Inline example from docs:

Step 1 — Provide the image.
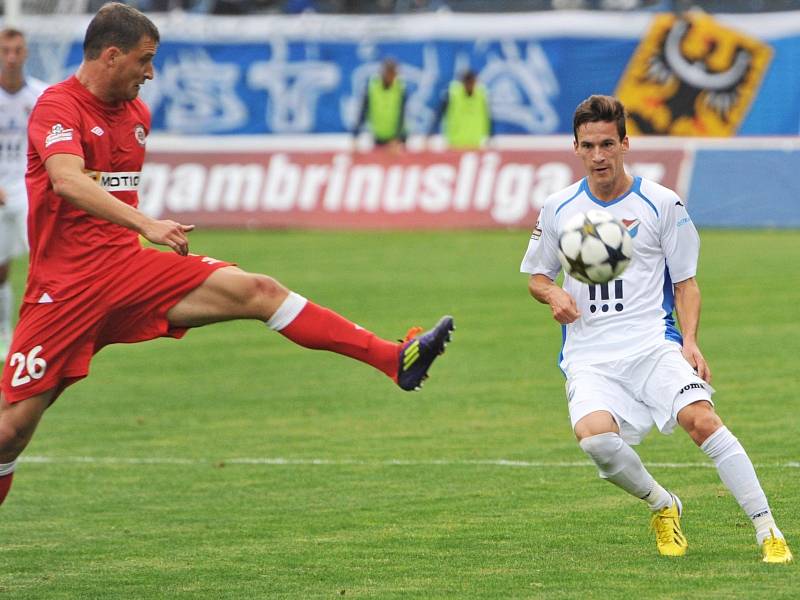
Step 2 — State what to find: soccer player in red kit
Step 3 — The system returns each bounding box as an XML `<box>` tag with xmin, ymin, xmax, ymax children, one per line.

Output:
<box><xmin>0</xmin><ymin>2</ymin><xmax>454</xmax><ymax>507</ymax></box>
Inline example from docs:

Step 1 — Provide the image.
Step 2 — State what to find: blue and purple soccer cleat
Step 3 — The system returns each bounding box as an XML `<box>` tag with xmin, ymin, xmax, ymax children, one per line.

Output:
<box><xmin>396</xmin><ymin>315</ymin><xmax>455</xmax><ymax>391</ymax></box>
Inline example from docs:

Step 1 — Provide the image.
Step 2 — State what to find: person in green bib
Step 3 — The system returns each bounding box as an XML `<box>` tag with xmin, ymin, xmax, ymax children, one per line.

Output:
<box><xmin>353</xmin><ymin>58</ymin><xmax>407</xmax><ymax>148</ymax></box>
<box><xmin>428</xmin><ymin>70</ymin><xmax>492</xmax><ymax>150</ymax></box>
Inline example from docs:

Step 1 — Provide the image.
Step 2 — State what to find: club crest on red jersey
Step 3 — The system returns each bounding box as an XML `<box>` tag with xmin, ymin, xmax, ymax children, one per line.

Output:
<box><xmin>45</xmin><ymin>123</ymin><xmax>73</xmax><ymax>148</ymax></box>
<box><xmin>134</xmin><ymin>123</ymin><xmax>146</xmax><ymax>146</ymax></box>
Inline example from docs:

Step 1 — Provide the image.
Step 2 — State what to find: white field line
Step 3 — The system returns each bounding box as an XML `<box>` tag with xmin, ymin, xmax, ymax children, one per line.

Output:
<box><xmin>18</xmin><ymin>456</ymin><xmax>800</xmax><ymax>469</ymax></box>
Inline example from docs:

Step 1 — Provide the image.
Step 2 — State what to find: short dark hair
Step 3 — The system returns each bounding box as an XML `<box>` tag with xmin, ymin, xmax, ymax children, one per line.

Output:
<box><xmin>83</xmin><ymin>2</ymin><xmax>160</xmax><ymax>60</ymax></box>
<box><xmin>573</xmin><ymin>95</ymin><xmax>627</xmax><ymax>141</ymax></box>
<box><xmin>0</xmin><ymin>28</ymin><xmax>25</xmax><ymax>42</ymax></box>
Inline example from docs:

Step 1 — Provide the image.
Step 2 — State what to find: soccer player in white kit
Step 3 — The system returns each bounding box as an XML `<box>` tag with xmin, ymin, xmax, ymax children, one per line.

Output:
<box><xmin>0</xmin><ymin>29</ymin><xmax>46</xmax><ymax>361</ymax></box>
<box><xmin>520</xmin><ymin>95</ymin><xmax>792</xmax><ymax>563</ymax></box>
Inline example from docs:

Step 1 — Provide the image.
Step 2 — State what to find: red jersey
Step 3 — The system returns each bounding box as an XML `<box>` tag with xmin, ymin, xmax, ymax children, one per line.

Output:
<box><xmin>25</xmin><ymin>75</ymin><xmax>150</xmax><ymax>303</ymax></box>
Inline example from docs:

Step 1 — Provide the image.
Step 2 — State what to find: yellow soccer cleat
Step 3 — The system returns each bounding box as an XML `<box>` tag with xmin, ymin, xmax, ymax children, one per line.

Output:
<box><xmin>762</xmin><ymin>530</ymin><xmax>793</xmax><ymax>564</ymax></box>
<box><xmin>650</xmin><ymin>494</ymin><xmax>688</xmax><ymax>557</ymax></box>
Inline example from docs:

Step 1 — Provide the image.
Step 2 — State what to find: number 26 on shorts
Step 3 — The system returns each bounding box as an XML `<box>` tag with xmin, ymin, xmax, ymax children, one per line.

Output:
<box><xmin>9</xmin><ymin>345</ymin><xmax>47</xmax><ymax>388</ymax></box>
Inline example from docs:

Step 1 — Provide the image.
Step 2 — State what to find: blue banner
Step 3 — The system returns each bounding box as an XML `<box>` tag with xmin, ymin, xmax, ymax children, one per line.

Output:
<box><xmin>24</xmin><ymin>11</ymin><xmax>800</xmax><ymax>136</ymax></box>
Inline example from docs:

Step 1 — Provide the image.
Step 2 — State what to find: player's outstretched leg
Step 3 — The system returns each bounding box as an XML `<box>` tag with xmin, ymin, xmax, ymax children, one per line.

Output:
<box><xmin>268</xmin><ymin>292</ymin><xmax>454</xmax><ymax>391</ymax></box>
<box><xmin>167</xmin><ymin>271</ymin><xmax>455</xmax><ymax>391</ymax></box>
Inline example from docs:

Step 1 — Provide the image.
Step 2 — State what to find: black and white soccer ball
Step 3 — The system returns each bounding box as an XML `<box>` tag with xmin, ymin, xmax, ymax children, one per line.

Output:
<box><xmin>557</xmin><ymin>210</ymin><xmax>633</xmax><ymax>284</ymax></box>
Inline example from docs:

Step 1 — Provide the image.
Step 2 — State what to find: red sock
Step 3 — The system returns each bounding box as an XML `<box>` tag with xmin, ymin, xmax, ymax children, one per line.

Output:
<box><xmin>279</xmin><ymin>301</ymin><xmax>400</xmax><ymax>378</ymax></box>
<box><xmin>0</xmin><ymin>472</ymin><xmax>14</xmax><ymax>506</ymax></box>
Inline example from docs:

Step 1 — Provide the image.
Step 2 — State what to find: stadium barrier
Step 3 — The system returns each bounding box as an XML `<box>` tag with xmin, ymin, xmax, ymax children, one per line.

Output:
<box><xmin>142</xmin><ymin>135</ymin><xmax>800</xmax><ymax>229</ymax></box>
<box><xmin>14</xmin><ymin>11</ymin><xmax>800</xmax><ymax>136</ymax></box>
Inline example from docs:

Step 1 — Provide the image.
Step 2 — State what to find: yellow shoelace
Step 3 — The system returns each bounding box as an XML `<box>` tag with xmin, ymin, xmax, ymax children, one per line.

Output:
<box><xmin>764</xmin><ymin>536</ymin><xmax>789</xmax><ymax>559</ymax></box>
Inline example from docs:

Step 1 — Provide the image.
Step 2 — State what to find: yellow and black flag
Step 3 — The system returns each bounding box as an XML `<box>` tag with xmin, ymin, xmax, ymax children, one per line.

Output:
<box><xmin>616</xmin><ymin>12</ymin><xmax>772</xmax><ymax>136</ymax></box>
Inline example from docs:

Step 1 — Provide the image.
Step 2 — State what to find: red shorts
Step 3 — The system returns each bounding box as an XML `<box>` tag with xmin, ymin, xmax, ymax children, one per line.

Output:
<box><xmin>1</xmin><ymin>248</ymin><xmax>232</xmax><ymax>404</ymax></box>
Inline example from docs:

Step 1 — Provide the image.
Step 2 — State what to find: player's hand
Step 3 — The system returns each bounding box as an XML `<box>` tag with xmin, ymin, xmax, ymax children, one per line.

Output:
<box><xmin>548</xmin><ymin>288</ymin><xmax>581</xmax><ymax>324</ymax></box>
<box><xmin>141</xmin><ymin>220</ymin><xmax>195</xmax><ymax>256</ymax></box>
<box><xmin>0</xmin><ymin>187</ymin><xmax>6</xmax><ymax>207</ymax></box>
<box><xmin>682</xmin><ymin>341</ymin><xmax>712</xmax><ymax>383</ymax></box>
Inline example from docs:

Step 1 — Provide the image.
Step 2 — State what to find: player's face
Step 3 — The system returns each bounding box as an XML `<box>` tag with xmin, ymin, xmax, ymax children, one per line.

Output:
<box><xmin>573</xmin><ymin>120</ymin><xmax>629</xmax><ymax>195</ymax></box>
<box><xmin>0</xmin><ymin>35</ymin><xmax>27</xmax><ymax>75</ymax></box>
<box><xmin>111</xmin><ymin>35</ymin><xmax>157</xmax><ymax>102</ymax></box>
<box><xmin>382</xmin><ymin>66</ymin><xmax>397</xmax><ymax>85</ymax></box>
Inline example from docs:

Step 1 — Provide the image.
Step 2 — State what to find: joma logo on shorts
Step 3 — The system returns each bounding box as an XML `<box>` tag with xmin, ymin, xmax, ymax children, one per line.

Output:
<box><xmin>679</xmin><ymin>383</ymin><xmax>705</xmax><ymax>394</ymax></box>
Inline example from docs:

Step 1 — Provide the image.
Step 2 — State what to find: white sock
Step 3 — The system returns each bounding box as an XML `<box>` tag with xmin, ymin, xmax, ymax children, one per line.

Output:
<box><xmin>0</xmin><ymin>280</ymin><xmax>11</xmax><ymax>339</ymax></box>
<box><xmin>0</xmin><ymin>460</ymin><xmax>17</xmax><ymax>476</ymax></box>
<box><xmin>701</xmin><ymin>426</ymin><xmax>782</xmax><ymax>544</ymax></box>
<box><xmin>580</xmin><ymin>432</ymin><xmax>673</xmax><ymax>511</ymax></box>
<box><xmin>265</xmin><ymin>292</ymin><xmax>307</xmax><ymax>331</ymax></box>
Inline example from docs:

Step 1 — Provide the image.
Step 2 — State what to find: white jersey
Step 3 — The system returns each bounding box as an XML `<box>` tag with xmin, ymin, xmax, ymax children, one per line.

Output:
<box><xmin>0</xmin><ymin>77</ymin><xmax>47</xmax><ymax>209</ymax></box>
<box><xmin>520</xmin><ymin>176</ymin><xmax>700</xmax><ymax>370</ymax></box>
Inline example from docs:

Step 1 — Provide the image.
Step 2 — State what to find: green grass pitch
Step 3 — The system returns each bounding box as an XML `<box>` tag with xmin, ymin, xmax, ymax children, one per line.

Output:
<box><xmin>1</xmin><ymin>229</ymin><xmax>798</xmax><ymax>598</ymax></box>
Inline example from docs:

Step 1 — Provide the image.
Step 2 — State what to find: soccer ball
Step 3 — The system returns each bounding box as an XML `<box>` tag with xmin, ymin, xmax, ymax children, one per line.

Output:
<box><xmin>557</xmin><ymin>210</ymin><xmax>633</xmax><ymax>284</ymax></box>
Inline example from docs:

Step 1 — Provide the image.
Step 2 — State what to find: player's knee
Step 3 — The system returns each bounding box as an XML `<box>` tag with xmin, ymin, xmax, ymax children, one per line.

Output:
<box><xmin>691</xmin><ymin>414</ymin><xmax>723</xmax><ymax>444</ymax></box>
<box><xmin>241</xmin><ymin>274</ymin><xmax>288</xmax><ymax>315</ymax></box>
<box><xmin>579</xmin><ymin>432</ymin><xmax>623</xmax><ymax>469</ymax></box>
<box><xmin>679</xmin><ymin>402</ymin><xmax>722</xmax><ymax>443</ymax></box>
<box><xmin>252</xmin><ymin>274</ymin><xmax>288</xmax><ymax>301</ymax></box>
<box><xmin>0</xmin><ymin>421</ymin><xmax>29</xmax><ymax>462</ymax></box>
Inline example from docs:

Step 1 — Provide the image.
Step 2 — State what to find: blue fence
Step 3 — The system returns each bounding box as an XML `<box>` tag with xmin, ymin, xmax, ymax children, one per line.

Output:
<box><xmin>688</xmin><ymin>148</ymin><xmax>800</xmax><ymax>227</ymax></box>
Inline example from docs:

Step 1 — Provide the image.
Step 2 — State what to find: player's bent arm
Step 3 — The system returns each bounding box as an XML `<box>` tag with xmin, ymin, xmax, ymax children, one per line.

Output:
<box><xmin>673</xmin><ymin>277</ymin><xmax>701</xmax><ymax>344</ymax></box>
<box><xmin>673</xmin><ymin>277</ymin><xmax>711</xmax><ymax>382</ymax></box>
<box><xmin>528</xmin><ymin>274</ymin><xmax>557</xmax><ymax>304</ymax></box>
<box><xmin>44</xmin><ymin>153</ymin><xmax>194</xmax><ymax>255</ymax></box>
<box><xmin>46</xmin><ymin>154</ymin><xmax>148</xmax><ymax>230</ymax></box>
<box><xmin>528</xmin><ymin>274</ymin><xmax>581</xmax><ymax>324</ymax></box>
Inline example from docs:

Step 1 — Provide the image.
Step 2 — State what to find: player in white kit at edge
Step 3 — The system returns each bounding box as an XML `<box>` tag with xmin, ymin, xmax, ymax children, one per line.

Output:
<box><xmin>0</xmin><ymin>28</ymin><xmax>47</xmax><ymax>361</ymax></box>
<box><xmin>520</xmin><ymin>95</ymin><xmax>792</xmax><ymax>563</ymax></box>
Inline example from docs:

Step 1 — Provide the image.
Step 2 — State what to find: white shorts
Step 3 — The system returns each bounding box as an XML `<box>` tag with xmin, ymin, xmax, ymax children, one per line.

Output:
<box><xmin>565</xmin><ymin>341</ymin><xmax>715</xmax><ymax>445</ymax></box>
<box><xmin>0</xmin><ymin>202</ymin><xmax>28</xmax><ymax>263</ymax></box>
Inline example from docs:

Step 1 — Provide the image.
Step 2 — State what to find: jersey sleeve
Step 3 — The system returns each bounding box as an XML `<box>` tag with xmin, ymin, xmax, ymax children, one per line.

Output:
<box><xmin>661</xmin><ymin>193</ymin><xmax>700</xmax><ymax>283</ymax></box>
<box><xmin>28</xmin><ymin>94</ymin><xmax>84</xmax><ymax>163</ymax></box>
<box><xmin>520</xmin><ymin>201</ymin><xmax>562</xmax><ymax>279</ymax></box>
